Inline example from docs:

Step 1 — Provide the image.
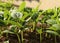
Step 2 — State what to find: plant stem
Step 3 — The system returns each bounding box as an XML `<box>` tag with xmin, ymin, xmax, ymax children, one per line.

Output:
<box><xmin>21</xmin><ymin>31</ymin><xmax>23</xmax><ymax>43</ymax></box>
<box><xmin>33</xmin><ymin>22</ymin><xmax>35</xmax><ymax>31</ymax></box>
<box><xmin>40</xmin><ymin>33</ymin><xmax>42</xmax><ymax>43</ymax></box>
<box><xmin>6</xmin><ymin>33</ymin><xmax>8</xmax><ymax>38</ymax></box>
<box><xmin>40</xmin><ymin>28</ymin><xmax>42</xmax><ymax>43</ymax></box>
<box><xmin>55</xmin><ymin>35</ymin><xmax>57</xmax><ymax>43</ymax></box>
<box><xmin>16</xmin><ymin>34</ymin><xmax>21</xmax><ymax>43</ymax></box>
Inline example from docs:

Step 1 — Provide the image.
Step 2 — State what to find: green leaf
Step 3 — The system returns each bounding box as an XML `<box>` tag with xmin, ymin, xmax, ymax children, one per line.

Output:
<box><xmin>18</xmin><ymin>2</ymin><xmax>26</xmax><ymax>11</ymax></box>
<box><xmin>0</xmin><ymin>3</ymin><xmax>6</xmax><ymax>7</ymax></box>
<box><xmin>9</xmin><ymin>21</ymin><xmax>22</xmax><ymax>27</ymax></box>
<box><xmin>51</xmin><ymin>7</ymin><xmax>57</xmax><ymax>19</ymax></box>
<box><xmin>21</xmin><ymin>12</ymin><xmax>29</xmax><ymax>20</ymax></box>
<box><xmin>37</xmin><ymin>29</ymin><xmax>42</xmax><ymax>34</ymax></box>
<box><xmin>46</xmin><ymin>30</ymin><xmax>60</xmax><ymax>36</ymax></box>
<box><xmin>4</xmin><ymin>10</ymin><xmax>9</xmax><ymax>20</ymax></box>
<box><xmin>49</xmin><ymin>27</ymin><xmax>57</xmax><ymax>31</ymax></box>
<box><xmin>52</xmin><ymin>24</ymin><xmax>60</xmax><ymax>30</ymax></box>
<box><xmin>4</xmin><ymin>40</ymin><xmax>9</xmax><ymax>43</ymax></box>
<box><xmin>4</xmin><ymin>20</ymin><xmax>23</xmax><ymax>27</ymax></box>
<box><xmin>46</xmin><ymin>19</ymin><xmax>56</xmax><ymax>24</ymax></box>
<box><xmin>2</xmin><ymin>30</ymin><xmax>14</xmax><ymax>34</ymax></box>
<box><xmin>46</xmin><ymin>9</ymin><xmax>52</xmax><ymax>13</ymax></box>
<box><xmin>0</xmin><ymin>19</ymin><xmax>6</xmax><ymax>26</ymax></box>
<box><xmin>36</xmin><ymin>10</ymin><xmax>46</xmax><ymax>22</ymax></box>
<box><xmin>31</xmin><ymin>13</ymin><xmax>38</xmax><ymax>21</ymax></box>
<box><xmin>32</xmin><ymin>5</ymin><xmax>39</xmax><ymax>13</ymax></box>
<box><xmin>48</xmin><ymin>24</ymin><xmax>60</xmax><ymax>31</ymax></box>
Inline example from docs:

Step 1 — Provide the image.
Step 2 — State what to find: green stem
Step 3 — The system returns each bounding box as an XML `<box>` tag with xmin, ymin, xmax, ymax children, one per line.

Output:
<box><xmin>39</xmin><ymin>28</ymin><xmax>42</xmax><ymax>43</ymax></box>
<box><xmin>40</xmin><ymin>33</ymin><xmax>42</xmax><ymax>43</ymax></box>
<box><xmin>16</xmin><ymin>34</ymin><xmax>21</xmax><ymax>43</ymax></box>
<box><xmin>6</xmin><ymin>33</ymin><xmax>8</xmax><ymax>38</ymax></box>
<box><xmin>55</xmin><ymin>35</ymin><xmax>57</xmax><ymax>43</ymax></box>
<box><xmin>21</xmin><ymin>31</ymin><xmax>23</xmax><ymax>43</ymax></box>
<box><xmin>33</xmin><ymin>22</ymin><xmax>35</xmax><ymax>31</ymax></box>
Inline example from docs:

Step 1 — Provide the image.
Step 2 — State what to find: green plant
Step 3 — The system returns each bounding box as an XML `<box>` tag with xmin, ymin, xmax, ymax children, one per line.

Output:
<box><xmin>1</xmin><ymin>1</ymin><xmax>60</xmax><ymax>43</ymax></box>
<box><xmin>45</xmin><ymin>7</ymin><xmax>60</xmax><ymax>43</ymax></box>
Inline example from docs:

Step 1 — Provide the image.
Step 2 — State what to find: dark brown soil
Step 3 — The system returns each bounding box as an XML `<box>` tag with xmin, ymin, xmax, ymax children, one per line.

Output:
<box><xmin>0</xmin><ymin>31</ymin><xmax>60</xmax><ymax>43</ymax></box>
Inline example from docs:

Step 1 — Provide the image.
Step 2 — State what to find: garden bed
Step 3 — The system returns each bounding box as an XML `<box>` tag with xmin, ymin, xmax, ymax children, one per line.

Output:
<box><xmin>0</xmin><ymin>2</ymin><xmax>60</xmax><ymax>43</ymax></box>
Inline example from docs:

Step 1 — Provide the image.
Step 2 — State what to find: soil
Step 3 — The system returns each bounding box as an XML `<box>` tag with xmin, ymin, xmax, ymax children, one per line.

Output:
<box><xmin>0</xmin><ymin>30</ymin><xmax>60</xmax><ymax>43</ymax></box>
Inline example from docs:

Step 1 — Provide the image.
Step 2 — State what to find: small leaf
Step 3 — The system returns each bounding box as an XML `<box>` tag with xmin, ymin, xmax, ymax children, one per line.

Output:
<box><xmin>18</xmin><ymin>2</ymin><xmax>26</xmax><ymax>11</ymax></box>
<box><xmin>2</xmin><ymin>30</ymin><xmax>14</xmax><ymax>34</ymax></box>
<box><xmin>4</xmin><ymin>10</ymin><xmax>9</xmax><ymax>20</ymax></box>
<box><xmin>46</xmin><ymin>19</ymin><xmax>56</xmax><ymax>24</ymax></box>
<box><xmin>52</xmin><ymin>24</ymin><xmax>60</xmax><ymax>30</ymax></box>
<box><xmin>0</xmin><ymin>19</ymin><xmax>6</xmax><ymax>26</ymax></box>
<box><xmin>32</xmin><ymin>5</ymin><xmax>39</xmax><ymax>13</ymax></box>
<box><xmin>46</xmin><ymin>9</ymin><xmax>52</xmax><ymax>13</ymax></box>
<box><xmin>4</xmin><ymin>40</ymin><xmax>9</xmax><ymax>43</ymax></box>
<box><xmin>37</xmin><ymin>29</ymin><xmax>42</xmax><ymax>34</ymax></box>
<box><xmin>46</xmin><ymin>30</ymin><xmax>60</xmax><ymax>36</ymax></box>
<box><xmin>31</xmin><ymin>13</ymin><xmax>38</xmax><ymax>21</ymax></box>
<box><xmin>48</xmin><ymin>24</ymin><xmax>60</xmax><ymax>31</ymax></box>
<box><xmin>4</xmin><ymin>20</ymin><xmax>23</xmax><ymax>27</ymax></box>
<box><xmin>51</xmin><ymin>7</ymin><xmax>57</xmax><ymax>19</ymax></box>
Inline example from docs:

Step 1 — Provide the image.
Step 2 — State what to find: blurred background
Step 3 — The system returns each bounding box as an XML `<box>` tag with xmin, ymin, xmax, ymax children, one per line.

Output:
<box><xmin>1</xmin><ymin>0</ymin><xmax>60</xmax><ymax>10</ymax></box>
